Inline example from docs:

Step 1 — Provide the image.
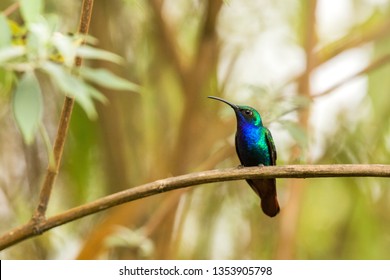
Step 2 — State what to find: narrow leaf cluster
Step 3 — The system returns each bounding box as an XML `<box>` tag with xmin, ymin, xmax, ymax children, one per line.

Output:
<box><xmin>0</xmin><ymin>0</ymin><xmax>139</xmax><ymax>144</ymax></box>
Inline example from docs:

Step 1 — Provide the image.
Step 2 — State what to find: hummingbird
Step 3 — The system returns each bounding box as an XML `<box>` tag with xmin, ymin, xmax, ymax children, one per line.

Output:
<box><xmin>208</xmin><ymin>96</ymin><xmax>280</xmax><ymax>217</ymax></box>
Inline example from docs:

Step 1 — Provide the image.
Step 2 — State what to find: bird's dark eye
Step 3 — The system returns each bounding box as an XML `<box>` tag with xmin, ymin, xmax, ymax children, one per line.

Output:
<box><xmin>244</xmin><ymin>109</ymin><xmax>252</xmax><ymax>116</ymax></box>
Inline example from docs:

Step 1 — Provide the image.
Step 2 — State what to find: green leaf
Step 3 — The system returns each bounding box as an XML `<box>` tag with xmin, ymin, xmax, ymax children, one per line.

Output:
<box><xmin>0</xmin><ymin>15</ymin><xmax>11</xmax><ymax>47</ymax></box>
<box><xmin>26</xmin><ymin>21</ymin><xmax>51</xmax><ymax>60</ymax></box>
<box><xmin>80</xmin><ymin>67</ymin><xmax>140</xmax><ymax>92</ymax></box>
<box><xmin>0</xmin><ymin>46</ymin><xmax>25</xmax><ymax>64</ymax></box>
<box><xmin>20</xmin><ymin>0</ymin><xmax>43</xmax><ymax>24</ymax></box>
<box><xmin>42</xmin><ymin>62</ymin><xmax>98</xmax><ymax>119</ymax></box>
<box><xmin>13</xmin><ymin>72</ymin><xmax>43</xmax><ymax>144</ymax></box>
<box><xmin>52</xmin><ymin>33</ymin><xmax>76</xmax><ymax>66</ymax></box>
<box><xmin>76</xmin><ymin>45</ymin><xmax>123</xmax><ymax>64</ymax></box>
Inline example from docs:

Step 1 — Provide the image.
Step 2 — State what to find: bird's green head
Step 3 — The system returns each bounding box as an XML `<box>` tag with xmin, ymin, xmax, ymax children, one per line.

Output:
<box><xmin>208</xmin><ymin>96</ymin><xmax>263</xmax><ymax>127</ymax></box>
<box><xmin>236</xmin><ymin>105</ymin><xmax>263</xmax><ymax>127</ymax></box>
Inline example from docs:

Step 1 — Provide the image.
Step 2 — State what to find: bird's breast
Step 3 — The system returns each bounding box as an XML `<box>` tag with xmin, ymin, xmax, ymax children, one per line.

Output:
<box><xmin>236</xmin><ymin>127</ymin><xmax>271</xmax><ymax>166</ymax></box>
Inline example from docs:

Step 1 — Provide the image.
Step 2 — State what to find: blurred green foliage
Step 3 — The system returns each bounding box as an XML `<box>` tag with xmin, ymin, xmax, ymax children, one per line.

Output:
<box><xmin>0</xmin><ymin>0</ymin><xmax>138</xmax><ymax>145</ymax></box>
<box><xmin>0</xmin><ymin>0</ymin><xmax>390</xmax><ymax>260</ymax></box>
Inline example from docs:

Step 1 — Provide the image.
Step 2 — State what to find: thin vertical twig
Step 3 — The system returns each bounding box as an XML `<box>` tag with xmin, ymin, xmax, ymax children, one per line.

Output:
<box><xmin>32</xmin><ymin>0</ymin><xmax>95</xmax><ymax>224</ymax></box>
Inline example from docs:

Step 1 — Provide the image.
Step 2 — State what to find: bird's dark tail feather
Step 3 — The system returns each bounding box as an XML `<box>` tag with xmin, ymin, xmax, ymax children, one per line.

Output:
<box><xmin>247</xmin><ymin>178</ymin><xmax>280</xmax><ymax>217</ymax></box>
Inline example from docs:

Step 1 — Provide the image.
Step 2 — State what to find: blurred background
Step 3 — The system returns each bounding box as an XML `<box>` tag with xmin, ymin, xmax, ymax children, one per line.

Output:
<box><xmin>1</xmin><ymin>0</ymin><xmax>390</xmax><ymax>259</ymax></box>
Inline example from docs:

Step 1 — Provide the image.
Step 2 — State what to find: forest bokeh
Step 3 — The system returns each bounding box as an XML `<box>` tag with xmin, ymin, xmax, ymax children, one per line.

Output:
<box><xmin>1</xmin><ymin>0</ymin><xmax>390</xmax><ymax>259</ymax></box>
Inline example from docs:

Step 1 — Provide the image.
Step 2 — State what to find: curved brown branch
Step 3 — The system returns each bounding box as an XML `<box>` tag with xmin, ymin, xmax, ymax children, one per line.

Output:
<box><xmin>1</xmin><ymin>164</ymin><xmax>390</xmax><ymax>251</ymax></box>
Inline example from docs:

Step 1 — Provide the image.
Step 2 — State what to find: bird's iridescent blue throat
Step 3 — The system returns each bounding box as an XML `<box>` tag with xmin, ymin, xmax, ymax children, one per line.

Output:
<box><xmin>238</xmin><ymin>121</ymin><xmax>272</xmax><ymax>166</ymax></box>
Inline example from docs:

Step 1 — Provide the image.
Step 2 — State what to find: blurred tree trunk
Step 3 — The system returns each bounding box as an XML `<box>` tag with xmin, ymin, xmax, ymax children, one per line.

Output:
<box><xmin>276</xmin><ymin>0</ymin><xmax>317</xmax><ymax>260</ymax></box>
<box><xmin>148</xmin><ymin>0</ymin><xmax>223</xmax><ymax>259</ymax></box>
<box><xmin>76</xmin><ymin>0</ymin><xmax>223</xmax><ymax>259</ymax></box>
<box><xmin>77</xmin><ymin>0</ymin><xmax>146</xmax><ymax>259</ymax></box>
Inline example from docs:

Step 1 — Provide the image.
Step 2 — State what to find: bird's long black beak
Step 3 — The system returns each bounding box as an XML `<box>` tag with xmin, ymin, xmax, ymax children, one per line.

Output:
<box><xmin>208</xmin><ymin>96</ymin><xmax>239</xmax><ymax>110</ymax></box>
